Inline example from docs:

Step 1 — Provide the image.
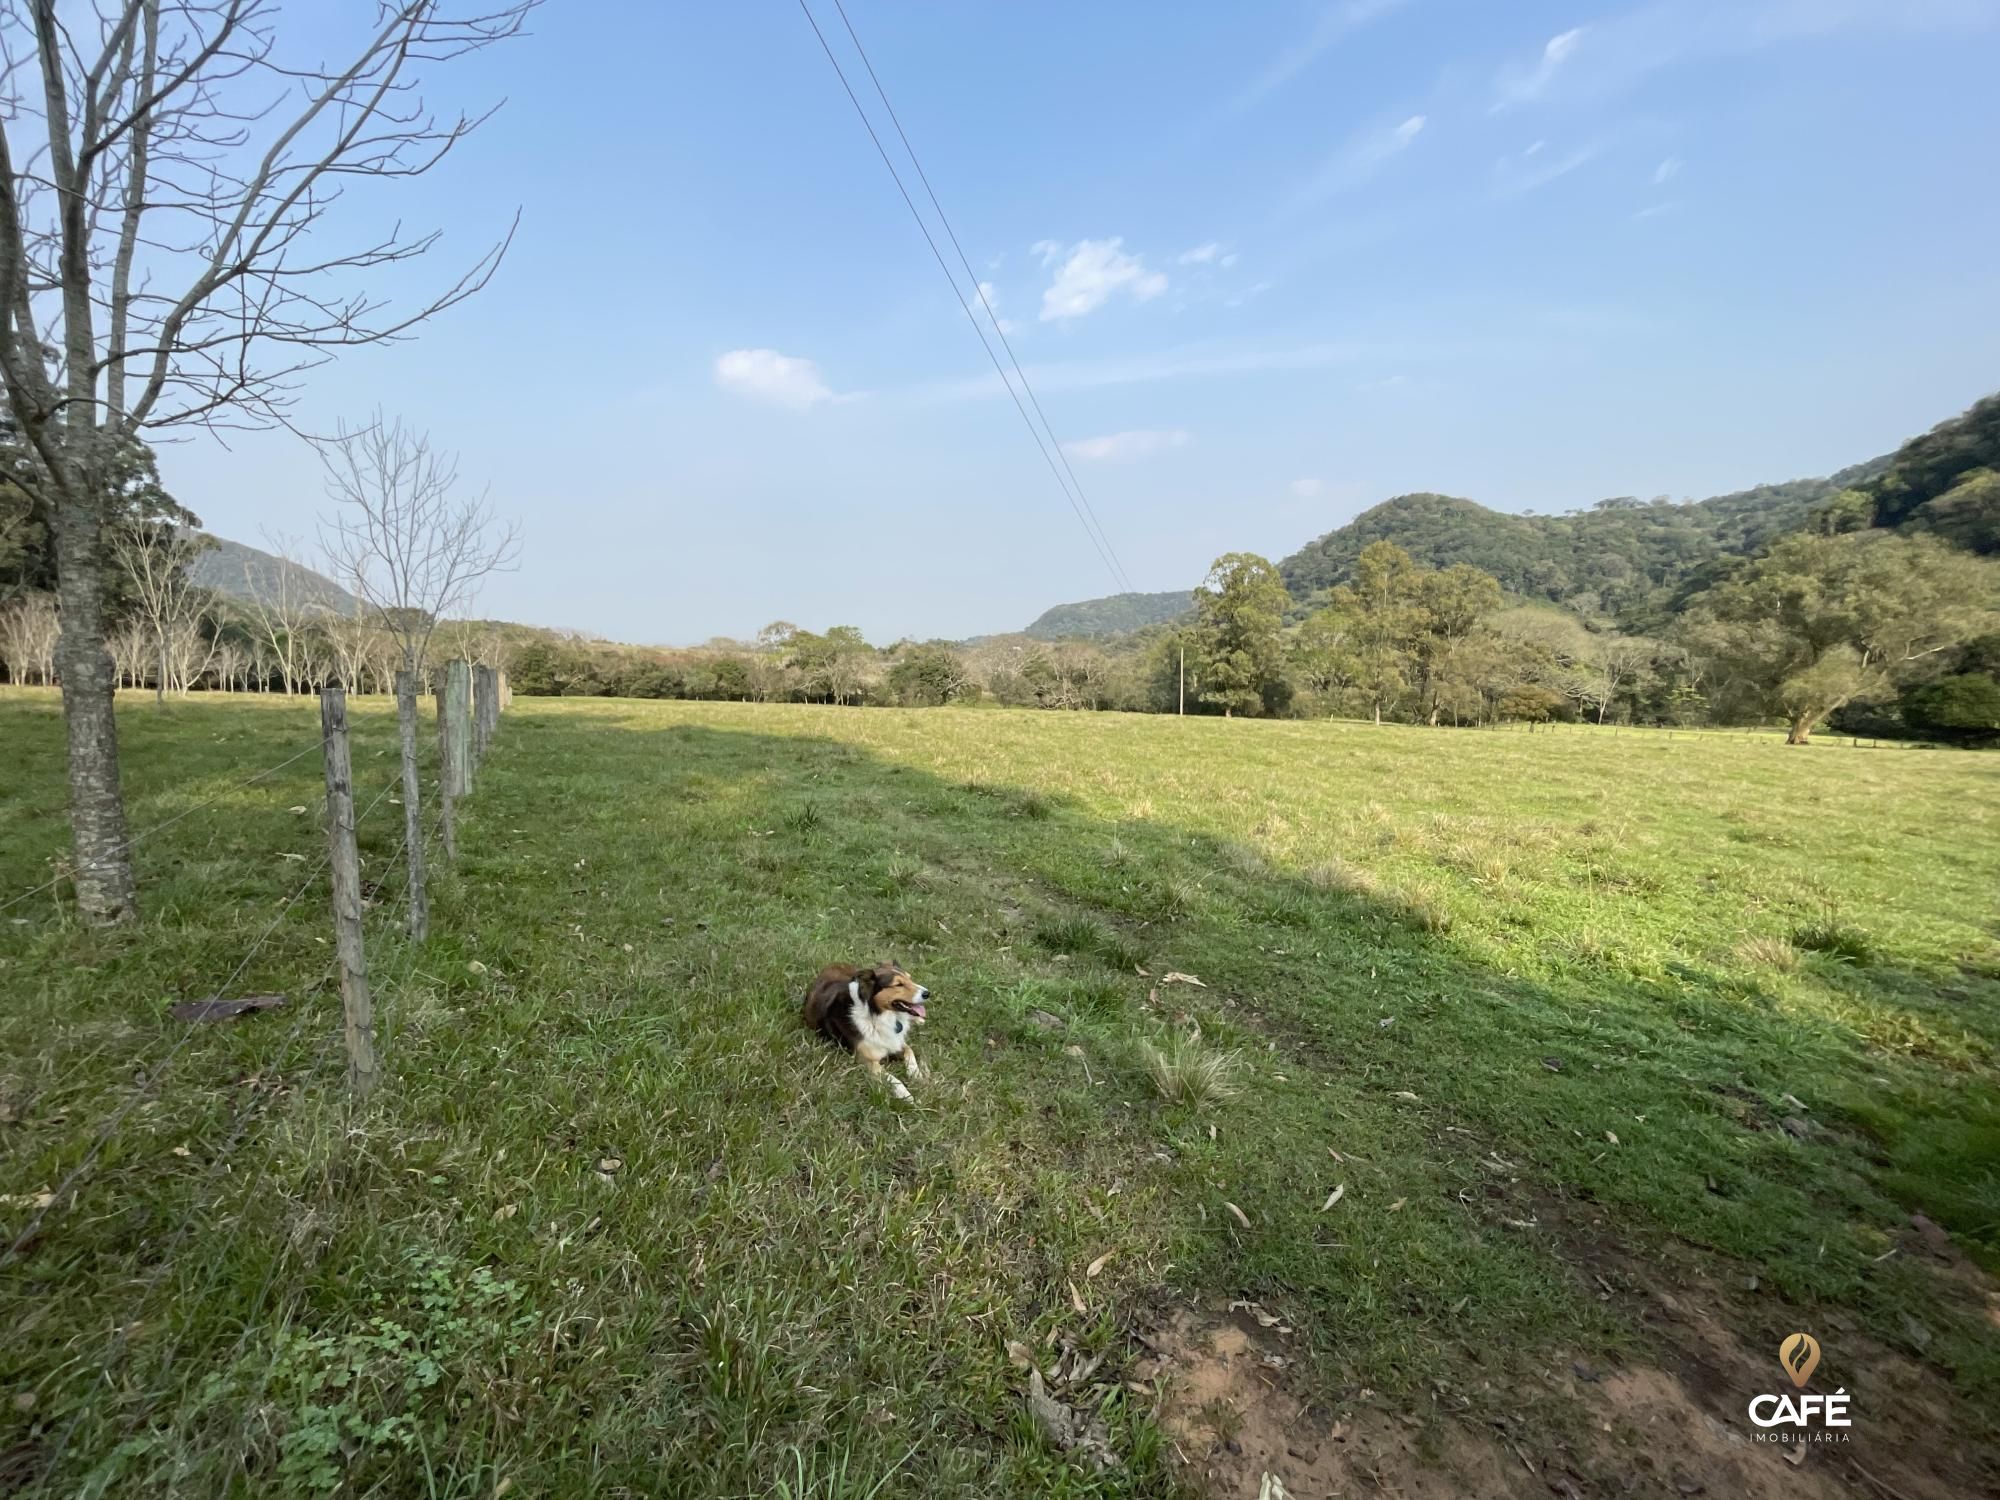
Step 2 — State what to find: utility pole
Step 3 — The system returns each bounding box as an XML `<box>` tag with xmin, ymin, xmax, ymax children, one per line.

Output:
<box><xmin>1178</xmin><ymin>643</ymin><xmax>1185</xmax><ymax>716</ymax></box>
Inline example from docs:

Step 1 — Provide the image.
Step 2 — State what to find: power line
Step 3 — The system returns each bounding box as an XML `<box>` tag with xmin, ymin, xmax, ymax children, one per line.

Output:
<box><xmin>794</xmin><ymin>0</ymin><xmax>1135</xmax><ymax>594</ymax></box>
<box><xmin>826</xmin><ymin>0</ymin><xmax>1134</xmax><ymax>594</ymax></box>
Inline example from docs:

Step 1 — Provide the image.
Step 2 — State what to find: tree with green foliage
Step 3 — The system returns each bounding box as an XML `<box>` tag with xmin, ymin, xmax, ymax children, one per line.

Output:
<box><xmin>1338</xmin><ymin>541</ymin><xmax>1423</xmax><ymax>724</ymax></box>
<box><xmin>1191</xmin><ymin>552</ymin><xmax>1291</xmax><ymax>717</ymax></box>
<box><xmin>1681</xmin><ymin>532</ymin><xmax>1998</xmax><ymax>743</ymax></box>
<box><xmin>887</xmin><ymin>643</ymin><xmax>975</xmax><ymax>706</ymax></box>
<box><xmin>1901</xmin><ymin>673</ymin><xmax>2000</xmax><ymax>745</ymax></box>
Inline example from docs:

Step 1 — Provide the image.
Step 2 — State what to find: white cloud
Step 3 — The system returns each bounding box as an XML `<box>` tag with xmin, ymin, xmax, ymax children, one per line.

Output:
<box><xmin>1038</xmin><ymin>238</ymin><xmax>1170</xmax><ymax>322</ymax></box>
<box><xmin>1226</xmin><ymin>0</ymin><xmax>1411</xmax><ymax>115</ymax></box>
<box><xmin>1179</xmin><ymin>242</ymin><xmax>1223</xmax><ymax>265</ymax></box>
<box><xmin>713</xmin><ymin>349</ymin><xmax>841</xmax><ymax>409</ymax></box>
<box><xmin>1653</xmin><ymin>155</ymin><xmax>1682</xmax><ymax>185</ymax></box>
<box><xmin>1293</xmin><ymin>114</ymin><xmax>1427</xmax><ymax>205</ymax></box>
<box><xmin>1493</xmin><ymin>26</ymin><xmax>1585</xmax><ymax>110</ymax></box>
<box><xmin>1524</xmin><ymin>139</ymin><xmax>1547</xmax><ymax>157</ymax></box>
<box><xmin>1632</xmin><ymin>200</ymin><xmax>1679</xmax><ymax>220</ymax></box>
<box><xmin>1030</xmin><ymin>238</ymin><xmax>1064</xmax><ymax>267</ymax></box>
<box><xmin>1289</xmin><ymin>478</ymin><xmax>1324</xmax><ymax>498</ymax></box>
<box><xmin>1220</xmin><ymin>252</ymin><xmax>1240</xmax><ymax>268</ymax></box>
<box><xmin>1061</xmin><ymin>428</ymin><xmax>1191</xmax><ymax>462</ymax></box>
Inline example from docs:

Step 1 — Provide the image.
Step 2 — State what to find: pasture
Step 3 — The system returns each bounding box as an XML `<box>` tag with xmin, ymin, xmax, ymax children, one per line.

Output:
<box><xmin>2</xmin><ymin>691</ymin><xmax>1997</xmax><ymax>1498</ymax></box>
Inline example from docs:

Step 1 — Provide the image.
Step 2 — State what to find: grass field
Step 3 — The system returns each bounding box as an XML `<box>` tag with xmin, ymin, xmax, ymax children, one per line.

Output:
<box><xmin>3</xmin><ymin>690</ymin><xmax>1998</xmax><ymax>1498</ymax></box>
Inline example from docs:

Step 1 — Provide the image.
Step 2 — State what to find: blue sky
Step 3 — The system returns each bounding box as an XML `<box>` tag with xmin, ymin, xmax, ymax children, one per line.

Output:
<box><xmin>162</xmin><ymin>0</ymin><xmax>2000</xmax><ymax>644</ymax></box>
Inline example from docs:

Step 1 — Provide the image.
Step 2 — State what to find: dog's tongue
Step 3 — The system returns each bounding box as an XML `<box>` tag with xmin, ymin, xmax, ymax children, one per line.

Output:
<box><xmin>906</xmin><ymin>1000</ymin><xmax>927</xmax><ymax>1020</ymax></box>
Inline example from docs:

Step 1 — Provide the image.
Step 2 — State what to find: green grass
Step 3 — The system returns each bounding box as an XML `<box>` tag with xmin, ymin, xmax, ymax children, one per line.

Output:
<box><xmin>2</xmin><ymin>691</ymin><xmax>1998</xmax><ymax>1496</ymax></box>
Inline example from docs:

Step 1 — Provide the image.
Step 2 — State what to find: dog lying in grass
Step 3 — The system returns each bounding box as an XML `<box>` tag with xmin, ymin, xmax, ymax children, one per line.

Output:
<box><xmin>803</xmin><ymin>962</ymin><xmax>930</xmax><ymax>1100</ymax></box>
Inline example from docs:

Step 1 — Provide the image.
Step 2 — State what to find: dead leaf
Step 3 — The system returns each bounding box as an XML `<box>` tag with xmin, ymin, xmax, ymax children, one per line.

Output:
<box><xmin>1388</xmin><ymin>1198</ymin><xmax>1408</xmax><ymax>1212</ymax></box>
<box><xmin>171</xmin><ymin>1144</ymin><xmax>191</xmax><ymax>1158</ymax></box>
<box><xmin>1224</xmin><ymin>1201</ymin><xmax>1252</xmax><ymax>1229</ymax></box>
<box><xmin>287</xmin><ymin>805</ymin><xmax>308</xmax><ymax>815</ymax></box>
<box><xmin>1135</xmin><ymin>965</ymin><xmax>1150</xmax><ymax>976</ymax></box>
<box><xmin>1605</xmin><ymin>1131</ymin><xmax>1620</xmax><ymax>1146</ymax></box>
<box><xmin>1069</xmin><ymin>1280</ymin><xmax>1087</xmax><ymax>1314</ymax></box>
<box><xmin>170</xmin><ymin>993</ymin><xmax>286</xmax><ymax>1023</ymax></box>
<box><xmin>596</xmin><ymin>1156</ymin><xmax>623</xmax><ymax>1174</ymax></box>
<box><xmin>1161</xmin><ymin>971</ymin><xmax>1206</xmax><ymax>987</ymax></box>
<box><xmin>1321</xmin><ymin>1184</ymin><xmax>1345</xmax><ymax>1212</ymax></box>
<box><xmin>1006</xmin><ymin>1339</ymin><xmax>1034</xmax><ymax>1370</ymax></box>
<box><xmin>493</xmin><ymin>1203</ymin><xmax>518</xmax><ymax>1223</ymax></box>
<box><xmin>467</xmin><ymin>960</ymin><xmax>489</xmax><ymax>976</ymax></box>
<box><xmin>1390</xmin><ymin>1090</ymin><xmax>1420</xmax><ymax>1101</ymax></box>
<box><xmin>1086</xmin><ymin>1249</ymin><xmax>1115</xmax><ymax>1279</ymax></box>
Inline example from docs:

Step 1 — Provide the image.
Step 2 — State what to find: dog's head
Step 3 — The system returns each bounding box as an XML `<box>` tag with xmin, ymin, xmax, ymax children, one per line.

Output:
<box><xmin>857</xmin><ymin>962</ymin><xmax>929</xmax><ymax>1024</ymax></box>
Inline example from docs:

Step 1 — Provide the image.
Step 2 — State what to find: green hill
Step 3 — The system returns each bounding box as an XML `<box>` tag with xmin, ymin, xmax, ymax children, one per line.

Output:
<box><xmin>1021</xmin><ymin>589</ymin><xmax>1193</xmax><ymax>640</ymax></box>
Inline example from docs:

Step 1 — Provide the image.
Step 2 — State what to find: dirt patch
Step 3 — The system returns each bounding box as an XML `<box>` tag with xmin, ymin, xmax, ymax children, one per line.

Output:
<box><xmin>1133</xmin><ymin>1305</ymin><xmax>1523</xmax><ymax>1498</ymax></box>
<box><xmin>1133</xmin><ymin>1299</ymin><xmax>1987</xmax><ymax>1499</ymax></box>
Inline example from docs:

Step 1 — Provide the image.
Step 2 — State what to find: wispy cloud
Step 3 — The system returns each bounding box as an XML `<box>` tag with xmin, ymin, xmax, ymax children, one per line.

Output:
<box><xmin>1293</xmin><ymin>114</ymin><xmax>1427</xmax><ymax>206</ymax></box>
<box><xmin>910</xmin><ymin>338</ymin><xmax>1384</xmax><ymax>404</ymax></box>
<box><xmin>962</xmin><ymin>280</ymin><xmax>1018</xmax><ymax>336</ymax></box>
<box><xmin>1038</xmin><ymin>238</ymin><xmax>1170</xmax><ymax>321</ymax></box>
<box><xmin>1492</xmin><ymin>140</ymin><xmax>1603</xmax><ymax>197</ymax></box>
<box><xmin>1653</xmin><ymin>156</ymin><xmax>1682</xmax><ymax>185</ymax></box>
<box><xmin>1061</xmin><ymin>428</ymin><xmax>1191</xmax><ymax>463</ymax></box>
<box><xmin>1289</xmin><ymin>477</ymin><xmax>1324</xmax><ymax>498</ymax></box>
<box><xmin>1178</xmin><ymin>242</ymin><xmax>1223</xmax><ymax>266</ymax></box>
<box><xmin>1493</xmin><ymin>27</ymin><xmax>1584</xmax><ymax>111</ymax></box>
<box><xmin>713</xmin><ymin>349</ymin><xmax>851</xmax><ymax>409</ymax></box>
<box><xmin>1492</xmin><ymin>1</ymin><xmax>1993</xmax><ymax>110</ymax></box>
<box><xmin>1632</xmin><ymin>200</ymin><xmax>1679</xmax><ymax>220</ymax></box>
<box><xmin>1225</xmin><ymin>0</ymin><xmax>1411</xmax><ymax>115</ymax></box>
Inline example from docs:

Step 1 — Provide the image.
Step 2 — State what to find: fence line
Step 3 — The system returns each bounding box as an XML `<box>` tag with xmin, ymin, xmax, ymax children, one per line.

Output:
<box><xmin>5</xmin><ymin>666</ymin><xmax>509</xmax><ymax>1464</ymax></box>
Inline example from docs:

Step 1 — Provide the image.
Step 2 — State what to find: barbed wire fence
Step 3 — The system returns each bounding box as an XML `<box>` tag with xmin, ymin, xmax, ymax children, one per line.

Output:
<box><xmin>0</xmin><ymin>664</ymin><xmax>509</xmax><ymax>1492</ymax></box>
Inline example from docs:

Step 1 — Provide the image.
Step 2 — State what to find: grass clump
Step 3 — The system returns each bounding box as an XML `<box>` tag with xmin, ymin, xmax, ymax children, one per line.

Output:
<box><xmin>1792</xmin><ymin>914</ymin><xmax>1873</xmax><ymax>964</ymax></box>
<box><xmin>1735</xmin><ymin>934</ymin><xmax>1801</xmax><ymax>972</ymax></box>
<box><xmin>1141</xmin><ymin>1034</ymin><xmax>1241</xmax><ymax>1108</ymax></box>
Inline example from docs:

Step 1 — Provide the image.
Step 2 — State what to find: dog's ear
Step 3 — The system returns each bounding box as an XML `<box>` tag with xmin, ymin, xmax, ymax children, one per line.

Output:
<box><xmin>854</xmin><ymin>966</ymin><xmax>882</xmax><ymax>1000</ymax></box>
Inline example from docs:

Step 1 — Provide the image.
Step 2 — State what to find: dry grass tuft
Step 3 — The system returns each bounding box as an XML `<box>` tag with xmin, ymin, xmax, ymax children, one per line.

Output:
<box><xmin>1141</xmin><ymin>1036</ymin><xmax>1241</xmax><ymax>1109</ymax></box>
<box><xmin>1735</xmin><ymin>934</ymin><xmax>1800</xmax><ymax>972</ymax></box>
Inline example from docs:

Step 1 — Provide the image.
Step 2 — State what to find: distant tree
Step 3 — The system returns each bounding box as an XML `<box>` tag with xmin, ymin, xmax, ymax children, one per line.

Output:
<box><xmin>1192</xmin><ymin>552</ymin><xmax>1291</xmax><ymax>717</ymax></box>
<box><xmin>888</xmin><ymin>643</ymin><xmax>974</xmax><ymax>706</ymax></box>
<box><xmin>1681</xmin><ymin>532</ymin><xmax>1998</xmax><ymax>743</ymax></box>
<box><xmin>1901</xmin><ymin>672</ymin><xmax>2000</xmax><ymax>745</ymax></box>
<box><xmin>0</xmin><ymin>591</ymin><xmax>59</xmax><ymax>685</ymax></box>
<box><xmin>317</xmin><ymin>415</ymin><xmax>520</xmax><ymax>678</ymax></box>
<box><xmin>1412</xmin><ymin>563</ymin><xmax>1504</xmax><ymax>723</ymax></box>
<box><xmin>1341</xmin><ymin>541</ymin><xmax>1423</xmax><ymax>724</ymax></box>
<box><xmin>789</xmin><ymin>625</ymin><xmax>872</xmax><ymax>705</ymax></box>
<box><xmin>239</xmin><ymin>536</ymin><xmax>328</xmax><ymax>696</ymax></box>
<box><xmin>1289</xmin><ymin>604</ymin><xmax>1359</xmax><ymax>705</ymax></box>
<box><xmin>108</xmin><ymin>523</ymin><xmax>214</xmax><ymax>703</ymax></box>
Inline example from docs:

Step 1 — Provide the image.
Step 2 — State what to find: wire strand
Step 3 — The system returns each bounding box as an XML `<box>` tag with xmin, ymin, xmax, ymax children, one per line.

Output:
<box><xmin>1</xmin><ymin>774</ymin><xmax>401</xmax><ymax>1272</ymax></box>
<box><xmin>794</xmin><ymin>0</ymin><xmax>1131</xmax><ymax>593</ymax></box>
<box><xmin>827</xmin><ymin>0</ymin><xmax>1135</xmax><ymax>594</ymax></box>
<box><xmin>0</xmin><ymin>738</ymin><xmax>324</xmax><ymax>917</ymax></box>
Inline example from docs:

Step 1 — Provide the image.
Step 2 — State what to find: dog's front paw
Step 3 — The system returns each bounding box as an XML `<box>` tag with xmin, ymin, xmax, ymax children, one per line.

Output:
<box><xmin>905</xmin><ymin>1058</ymin><xmax>923</xmax><ymax>1080</ymax></box>
<box><xmin>889</xmin><ymin>1077</ymin><xmax>913</xmax><ymax>1102</ymax></box>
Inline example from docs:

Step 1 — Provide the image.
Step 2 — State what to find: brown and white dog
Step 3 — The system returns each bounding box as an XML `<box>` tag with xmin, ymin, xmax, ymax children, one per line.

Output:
<box><xmin>802</xmin><ymin>962</ymin><xmax>930</xmax><ymax>1100</ymax></box>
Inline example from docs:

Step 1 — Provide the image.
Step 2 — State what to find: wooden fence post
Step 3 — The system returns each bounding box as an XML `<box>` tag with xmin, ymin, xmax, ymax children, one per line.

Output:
<box><xmin>320</xmin><ymin>685</ymin><xmax>378</xmax><ymax>1096</ymax></box>
<box><xmin>498</xmin><ymin>670</ymin><xmax>511</xmax><ymax>712</ymax></box>
<box><xmin>434</xmin><ymin>670</ymin><xmax>457</xmax><ymax>862</ymax></box>
<box><xmin>473</xmin><ymin>664</ymin><xmax>496</xmax><ymax>762</ymax></box>
<box><xmin>394</xmin><ymin>670</ymin><xmax>429</xmax><ymax>942</ymax></box>
<box><xmin>445</xmin><ymin>658</ymin><xmax>474</xmax><ymax>797</ymax></box>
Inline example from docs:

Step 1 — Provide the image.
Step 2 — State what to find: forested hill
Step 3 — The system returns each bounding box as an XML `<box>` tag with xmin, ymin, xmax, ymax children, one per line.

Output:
<box><xmin>1022</xmin><ymin>589</ymin><xmax>1194</xmax><ymax>640</ymax></box>
<box><xmin>188</xmin><ymin>534</ymin><xmax>356</xmax><ymax>613</ymax></box>
<box><xmin>1020</xmin><ymin>450</ymin><xmax>1896</xmax><ymax>638</ymax></box>
<box><xmin>1277</xmin><ymin>460</ymin><xmax>1888</xmax><ymax>625</ymax></box>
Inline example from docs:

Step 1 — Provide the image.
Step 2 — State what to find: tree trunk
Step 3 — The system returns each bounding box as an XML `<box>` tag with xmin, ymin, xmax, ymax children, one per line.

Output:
<box><xmin>52</xmin><ymin>498</ymin><xmax>138</xmax><ymax>923</ymax></box>
<box><xmin>155</xmin><ymin>635</ymin><xmax>167</xmax><ymax>705</ymax></box>
<box><xmin>1785</xmin><ymin>712</ymin><xmax>1815</xmax><ymax>745</ymax></box>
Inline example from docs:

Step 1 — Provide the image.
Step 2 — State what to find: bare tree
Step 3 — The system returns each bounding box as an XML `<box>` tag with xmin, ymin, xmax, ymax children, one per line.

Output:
<box><xmin>238</xmin><ymin>534</ymin><xmax>322</xmax><ymax>695</ymax></box>
<box><xmin>317</xmin><ymin>413</ymin><xmax>518</xmax><ymax>677</ymax></box>
<box><xmin>108</xmin><ymin>613</ymin><xmax>148</xmax><ymax>687</ymax></box>
<box><xmin>108</xmin><ymin>522</ymin><xmax>209</xmax><ymax>702</ymax></box>
<box><xmin>0</xmin><ymin>587</ymin><xmax>57</xmax><ymax>682</ymax></box>
<box><xmin>210</xmin><ymin>633</ymin><xmax>247</xmax><ymax>692</ymax></box>
<box><xmin>0</xmin><ymin>1</ymin><xmax>534</xmax><ymax>922</ymax></box>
